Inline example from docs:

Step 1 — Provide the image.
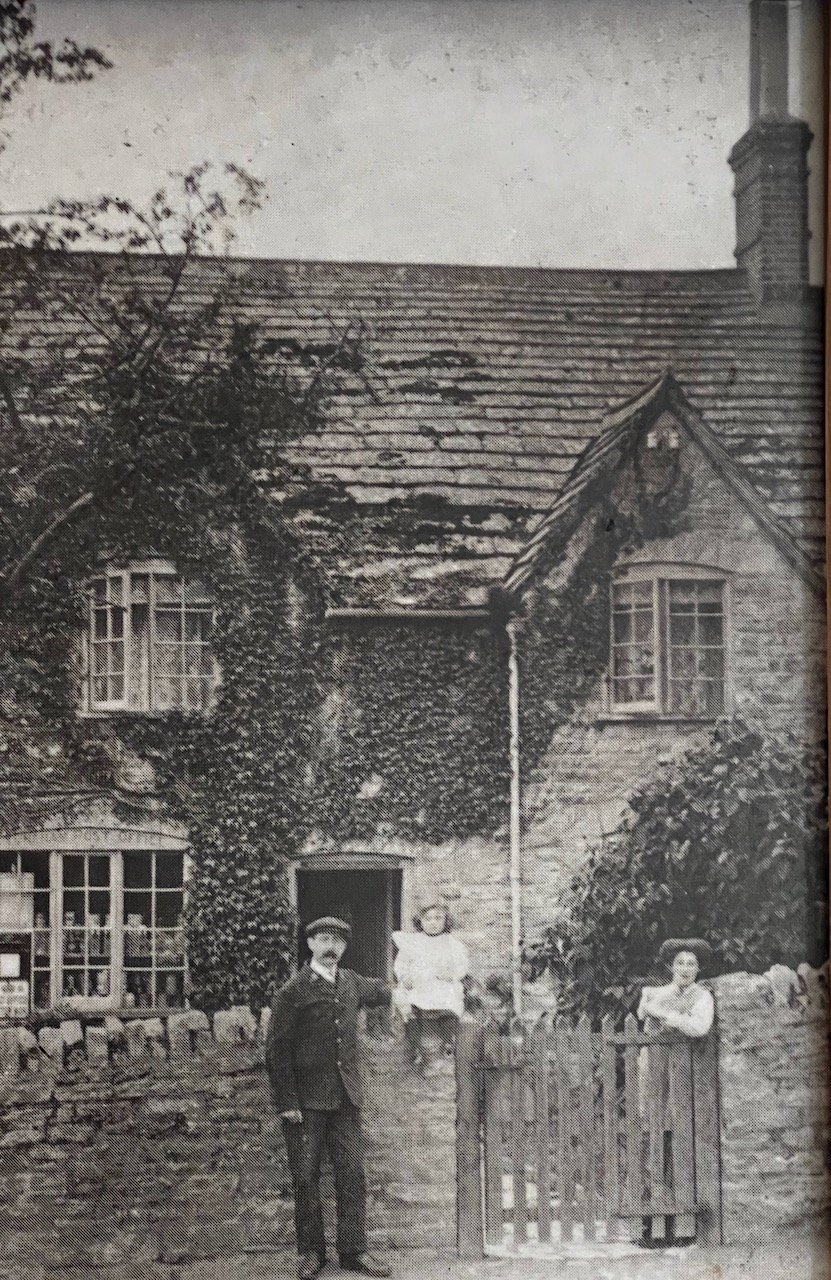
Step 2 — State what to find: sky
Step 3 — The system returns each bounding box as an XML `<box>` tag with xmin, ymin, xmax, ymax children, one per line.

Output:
<box><xmin>3</xmin><ymin>0</ymin><xmax>825</xmax><ymax>275</ymax></box>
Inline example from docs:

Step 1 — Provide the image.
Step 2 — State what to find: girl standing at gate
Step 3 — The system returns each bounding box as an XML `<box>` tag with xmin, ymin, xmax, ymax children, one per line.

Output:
<box><xmin>637</xmin><ymin>938</ymin><xmax>714</xmax><ymax>1246</ymax></box>
<box><xmin>392</xmin><ymin>893</ymin><xmax>469</xmax><ymax>1070</ymax></box>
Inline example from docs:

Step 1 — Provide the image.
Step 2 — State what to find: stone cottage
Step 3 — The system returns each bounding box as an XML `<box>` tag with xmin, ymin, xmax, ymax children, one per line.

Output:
<box><xmin>0</xmin><ymin>0</ymin><xmax>824</xmax><ymax>1016</ymax></box>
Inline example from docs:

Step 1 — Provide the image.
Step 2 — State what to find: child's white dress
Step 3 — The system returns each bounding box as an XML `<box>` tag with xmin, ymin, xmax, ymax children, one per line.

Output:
<box><xmin>392</xmin><ymin>931</ymin><xmax>469</xmax><ymax>1019</ymax></box>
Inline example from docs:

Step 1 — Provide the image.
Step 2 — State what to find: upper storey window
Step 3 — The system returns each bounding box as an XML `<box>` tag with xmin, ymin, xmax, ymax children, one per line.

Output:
<box><xmin>609</xmin><ymin>567</ymin><xmax>727</xmax><ymax>719</ymax></box>
<box><xmin>83</xmin><ymin>561</ymin><xmax>218</xmax><ymax>713</ymax></box>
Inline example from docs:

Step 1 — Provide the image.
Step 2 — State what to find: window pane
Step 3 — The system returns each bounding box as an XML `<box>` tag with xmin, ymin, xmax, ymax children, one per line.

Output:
<box><xmin>131</xmin><ymin>573</ymin><xmax>149</xmax><ymax>604</ymax></box>
<box><xmin>63</xmin><ymin>857</ymin><xmax>85</xmax><ymax>888</ymax></box>
<box><xmin>669</xmin><ymin>613</ymin><xmax>695</xmax><ymax>645</ymax></box>
<box><xmin>109</xmin><ymin>641</ymin><xmax>125</xmax><ymax>675</ymax></box>
<box><xmin>668</xmin><ymin>582</ymin><xmax>696</xmax><ymax>607</ymax></box>
<box><xmin>156</xmin><ymin>894</ymin><xmax>184</xmax><ymax>928</ymax></box>
<box><xmin>125</xmin><ymin>971</ymin><xmax>154</xmax><ymax>1007</ymax></box>
<box><xmin>63</xmin><ymin>971</ymin><xmax>86</xmax><ymax>997</ymax></box>
<box><xmin>613</xmin><ymin>612</ymin><xmax>631</xmax><ymax>643</ymax></box>
<box><xmin>88</xmin><ymin>855</ymin><xmax>110</xmax><ymax>887</ymax></box>
<box><xmin>21</xmin><ymin>852</ymin><xmax>50</xmax><ymax>890</ymax></box>
<box><xmin>156</xmin><ymin>854</ymin><xmax>183</xmax><ymax>890</ymax></box>
<box><xmin>702</xmin><ymin>681</ymin><xmax>725</xmax><ymax>716</ymax></box>
<box><xmin>63</xmin><ymin>927</ymin><xmax>86</xmax><ymax>962</ymax></box>
<box><xmin>155</xmin><ymin>612</ymin><xmax>182</xmax><ymax>644</ymax></box>
<box><xmin>153</xmin><ymin>678</ymin><xmax>177</xmax><ymax>711</ymax></box>
<box><xmin>94</xmin><ymin>609</ymin><xmax>108</xmax><ymax>640</ymax></box>
<box><xmin>183</xmin><ymin>647</ymin><xmax>203</xmax><ymax>677</ymax></box>
<box><xmin>183</xmin><ymin>578</ymin><xmax>210</xmax><ymax>604</ymax></box>
<box><xmin>696</xmin><ymin>582</ymin><xmax>723</xmax><ymax>605</ymax></box>
<box><xmin>184</xmin><ymin>611</ymin><xmax>211</xmax><ymax>643</ymax></box>
<box><xmin>124</xmin><ymin>891</ymin><xmax>153</xmax><ymax>928</ymax></box>
<box><xmin>156</xmin><ymin>971</ymin><xmax>185</xmax><ymax>1009</ymax></box>
<box><xmin>124</xmin><ymin>853</ymin><xmax>152</xmax><ymax>889</ymax></box>
<box><xmin>89</xmin><ymin>969</ymin><xmax>111</xmax><ymax>998</ymax></box>
<box><xmin>155</xmin><ymin>575</ymin><xmax>181</xmax><ymax>605</ymax></box>
<box><xmin>699</xmin><ymin>614</ymin><xmax>723</xmax><ymax>645</ymax></box>
<box><xmin>632</xmin><ymin>610</ymin><xmax>652</xmax><ymax>642</ymax></box>
<box><xmin>109</xmin><ymin>576</ymin><xmax>123</xmax><ymax>605</ymax></box>
<box><xmin>700</xmin><ymin>647</ymin><xmax>725</xmax><ymax>680</ymax></box>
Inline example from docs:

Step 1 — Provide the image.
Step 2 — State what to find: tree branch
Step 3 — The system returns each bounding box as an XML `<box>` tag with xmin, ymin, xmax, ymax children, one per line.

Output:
<box><xmin>0</xmin><ymin>489</ymin><xmax>93</xmax><ymax>600</ymax></box>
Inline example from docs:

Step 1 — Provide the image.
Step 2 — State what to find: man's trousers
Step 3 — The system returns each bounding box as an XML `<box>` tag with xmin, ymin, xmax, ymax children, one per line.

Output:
<box><xmin>283</xmin><ymin>1102</ymin><xmax>367</xmax><ymax>1259</ymax></box>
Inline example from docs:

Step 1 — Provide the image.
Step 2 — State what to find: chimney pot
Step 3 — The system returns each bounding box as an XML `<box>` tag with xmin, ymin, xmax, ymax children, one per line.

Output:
<box><xmin>730</xmin><ymin>0</ymin><xmax>812</xmax><ymax>314</ymax></box>
<box><xmin>749</xmin><ymin>0</ymin><xmax>790</xmax><ymax>122</ymax></box>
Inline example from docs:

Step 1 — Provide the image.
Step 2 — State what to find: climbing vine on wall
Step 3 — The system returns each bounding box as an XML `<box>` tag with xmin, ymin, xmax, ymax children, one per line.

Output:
<box><xmin>516</xmin><ymin>430</ymin><xmax>693</xmax><ymax>779</ymax></box>
<box><xmin>315</xmin><ymin>621</ymin><xmax>509</xmax><ymax>846</ymax></box>
<box><xmin>524</xmin><ymin>719</ymin><xmax>828</xmax><ymax>1021</ymax></box>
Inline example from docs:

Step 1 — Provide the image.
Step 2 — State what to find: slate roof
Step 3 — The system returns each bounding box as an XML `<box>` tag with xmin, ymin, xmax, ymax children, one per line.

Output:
<box><xmin>7</xmin><ymin>253</ymin><xmax>825</xmax><ymax>607</ymax></box>
<box><xmin>504</xmin><ymin>371</ymin><xmax>825</xmax><ymax>598</ymax></box>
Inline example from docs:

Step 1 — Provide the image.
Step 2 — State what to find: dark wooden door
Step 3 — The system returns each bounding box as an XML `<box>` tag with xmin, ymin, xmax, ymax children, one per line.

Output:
<box><xmin>296</xmin><ymin>869</ymin><xmax>402</xmax><ymax>979</ymax></box>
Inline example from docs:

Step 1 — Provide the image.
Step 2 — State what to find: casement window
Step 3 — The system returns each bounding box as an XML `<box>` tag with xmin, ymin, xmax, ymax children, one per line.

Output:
<box><xmin>83</xmin><ymin>560</ymin><xmax>219</xmax><ymax>713</ymax></box>
<box><xmin>608</xmin><ymin>567</ymin><xmax>728</xmax><ymax>719</ymax></box>
<box><xmin>0</xmin><ymin>837</ymin><xmax>187</xmax><ymax>1013</ymax></box>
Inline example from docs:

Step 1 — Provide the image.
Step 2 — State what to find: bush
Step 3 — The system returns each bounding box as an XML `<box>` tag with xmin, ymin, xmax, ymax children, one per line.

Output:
<box><xmin>524</xmin><ymin>720</ymin><xmax>828</xmax><ymax>1020</ymax></box>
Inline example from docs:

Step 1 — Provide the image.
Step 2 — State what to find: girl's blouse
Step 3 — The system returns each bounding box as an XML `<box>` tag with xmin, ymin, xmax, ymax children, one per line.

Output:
<box><xmin>637</xmin><ymin>980</ymin><xmax>714</xmax><ymax>1038</ymax></box>
<box><xmin>392</xmin><ymin>931</ymin><xmax>469</xmax><ymax>1018</ymax></box>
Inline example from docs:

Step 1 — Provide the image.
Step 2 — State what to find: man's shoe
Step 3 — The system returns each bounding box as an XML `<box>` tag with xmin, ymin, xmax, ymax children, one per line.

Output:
<box><xmin>339</xmin><ymin>1253</ymin><xmax>391</xmax><ymax>1277</ymax></box>
<box><xmin>298</xmin><ymin>1252</ymin><xmax>324</xmax><ymax>1279</ymax></box>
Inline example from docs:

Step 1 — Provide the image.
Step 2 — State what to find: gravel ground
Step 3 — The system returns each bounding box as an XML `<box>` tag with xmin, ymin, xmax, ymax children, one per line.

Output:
<box><xmin>5</xmin><ymin>1241</ymin><xmax>828</xmax><ymax>1280</ymax></box>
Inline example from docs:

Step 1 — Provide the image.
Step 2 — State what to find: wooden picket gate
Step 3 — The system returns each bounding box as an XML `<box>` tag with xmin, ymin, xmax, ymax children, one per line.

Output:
<box><xmin>455</xmin><ymin>1014</ymin><xmax>722</xmax><ymax>1258</ymax></box>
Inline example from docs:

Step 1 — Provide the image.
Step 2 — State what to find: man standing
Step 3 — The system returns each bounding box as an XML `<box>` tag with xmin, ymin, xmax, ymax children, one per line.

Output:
<box><xmin>265</xmin><ymin>916</ymin><xmax>393</xmax><ymax>1280</ymax></box>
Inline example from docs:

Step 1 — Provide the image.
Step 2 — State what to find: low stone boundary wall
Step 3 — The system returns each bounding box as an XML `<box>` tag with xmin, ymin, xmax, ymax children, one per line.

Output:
<box><xmin>713</xmin><ymin>963</ymin><xmax>830</xmax><ymax>1245</ymax></box>
<box><xmin>0</xmin><ymin>1008</ymin><xmax>455</xmax><ymax>1274</ymax></box>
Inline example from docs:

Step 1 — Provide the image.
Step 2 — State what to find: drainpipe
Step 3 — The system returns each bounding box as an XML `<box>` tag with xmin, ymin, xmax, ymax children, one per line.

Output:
<box><xmin>506</xmin><ymin>615</ymin><xmax>523</xmax><ymax>1019</ymax></box>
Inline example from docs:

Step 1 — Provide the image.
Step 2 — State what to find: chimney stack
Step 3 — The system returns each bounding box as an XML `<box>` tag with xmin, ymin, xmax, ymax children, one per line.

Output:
<box><xmin>729</xmin><ymin>0</ymin><xmax>812</xmax><ymax>312</ymax></box>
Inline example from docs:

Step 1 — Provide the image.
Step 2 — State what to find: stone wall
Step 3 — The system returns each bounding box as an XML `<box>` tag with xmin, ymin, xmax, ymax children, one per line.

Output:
<box><xmin>0</xmin><ymin>1008</ymin><xmax>456</xmax><ymax>1277</ymax></box>
<box><xmin>519</xmin><ymin>433</ymin><xmax>827</xmax><ymax>938</ymax></box>
<box><xmin>713</xmin><ymin>964</ymin><xmax>830</xmax><ymax>1245</ymax></box>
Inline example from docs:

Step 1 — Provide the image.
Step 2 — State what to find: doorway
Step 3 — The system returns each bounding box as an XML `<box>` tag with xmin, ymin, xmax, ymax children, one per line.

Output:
<box><xmin>296</xmin><ymin>868</ymin><xmax>402</xmax><ymax>979</ymax></box>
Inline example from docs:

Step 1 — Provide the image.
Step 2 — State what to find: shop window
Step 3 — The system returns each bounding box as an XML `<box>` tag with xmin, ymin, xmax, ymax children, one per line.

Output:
<box><xmin>0</xmin><ymin>845</ymin><xmax>186</xmax><ymax>1012</ymax></box>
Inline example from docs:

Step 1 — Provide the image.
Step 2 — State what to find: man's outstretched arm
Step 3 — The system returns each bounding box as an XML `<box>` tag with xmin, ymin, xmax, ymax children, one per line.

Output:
<box><xmin>355</xmin><ymin>973</ymin><xmax>393</xmax><ymax>1008</ymax></box>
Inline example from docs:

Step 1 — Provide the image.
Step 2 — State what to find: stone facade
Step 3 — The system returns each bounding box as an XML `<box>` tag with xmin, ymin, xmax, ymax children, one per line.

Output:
<box><xmin>712</xmin><ymin>964</ymin><xmax>830</xmax><ymax>1245</ymax></box>
<box><xmin>518</xmin><ymin>412</ymin><xmax>826</xmax><ymax>941</ymax></box>
<box><xmin>0</xmin><ymin>1010</ymin><xmax>456</xmax><ymax>1276</ymax></box>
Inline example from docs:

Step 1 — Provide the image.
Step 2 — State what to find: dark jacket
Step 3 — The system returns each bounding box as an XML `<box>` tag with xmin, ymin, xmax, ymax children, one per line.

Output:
<box><xmin>265</xmin><ymin>964</ymin><xmax>391</xmax><ymax>1112</ymax></box>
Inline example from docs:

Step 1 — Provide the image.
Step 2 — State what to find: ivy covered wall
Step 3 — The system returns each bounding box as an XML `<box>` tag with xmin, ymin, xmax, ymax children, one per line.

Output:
<box><xmin>515</xmin><ymin>411</ymin><xmax>827</xmax><ymax>951</ymax></box>
<box><xmin>314</xmin><ymin>618</ymin><xmax>509</xmax><ymax>847</ymax></box>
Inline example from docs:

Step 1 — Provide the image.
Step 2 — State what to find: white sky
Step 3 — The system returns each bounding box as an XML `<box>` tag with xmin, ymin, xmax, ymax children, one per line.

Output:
<box><xmin>4</xmin><ymin>0</ymin><xmax>825</xmax><ymax>274</ymax></box>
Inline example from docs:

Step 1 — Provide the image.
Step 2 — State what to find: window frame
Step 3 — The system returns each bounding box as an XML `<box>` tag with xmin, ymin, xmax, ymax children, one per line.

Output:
<box><xmin>81</xmin><ymin>559</ymin><xmax>220</xmax><ymax>716</ymax></box>
<box><xmin>0</xmin><ymin>832</ymin><xmax>189</xmax><ymax>1015</ymax></box>
<box><xmin>606</xmin><ymin>562</ymin><xmax>730</xmax><ymax>722</ymax></box>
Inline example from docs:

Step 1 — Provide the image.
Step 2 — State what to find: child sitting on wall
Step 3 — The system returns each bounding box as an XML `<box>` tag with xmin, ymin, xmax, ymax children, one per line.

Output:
<box><xmin>392</xmin><ymin>893</ymin><xmax>469</xmax><ymax>1070</ymax></box>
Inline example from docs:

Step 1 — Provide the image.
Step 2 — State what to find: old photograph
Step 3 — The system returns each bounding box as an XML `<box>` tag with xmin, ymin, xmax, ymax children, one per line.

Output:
<box><xmin>0</xmin><ymin>1</ymin><xmax>827</xmax><ymax>1278</ymax></box>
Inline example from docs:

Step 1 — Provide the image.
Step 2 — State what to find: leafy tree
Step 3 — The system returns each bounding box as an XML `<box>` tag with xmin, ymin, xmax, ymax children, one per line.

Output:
<box><xmin>524</xmin><ymin>719</ymin><xmax>828</xmax><ymax>1021</ymax></box>
<box><xmin>0</xmin><ymin>166</ymin><xmax>367</xmax><ymax>1008</ymax></box>
<box><xmin>0</xmin><ymin>0</ymin><xmax>110</xmax><ymax>147</ymax></box>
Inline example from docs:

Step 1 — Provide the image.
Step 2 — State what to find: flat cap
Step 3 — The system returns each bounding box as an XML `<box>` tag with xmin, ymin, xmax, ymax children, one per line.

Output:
<box><xmin>305</xmin><ymin>916</ymin><xmax>352</xmax><ymax>940</ymax></box>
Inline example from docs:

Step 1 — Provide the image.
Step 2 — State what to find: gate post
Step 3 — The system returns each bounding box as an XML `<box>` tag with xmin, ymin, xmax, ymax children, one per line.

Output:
<box><xmin>692</xmin><ymin>1032</ymin><xmax>723</xmax><ymax>1246</ymax></box>
<box><xmin>456</xmin><ymin>1017</ymin><xmax>484</xmax><ymax>1259</ymax></box>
